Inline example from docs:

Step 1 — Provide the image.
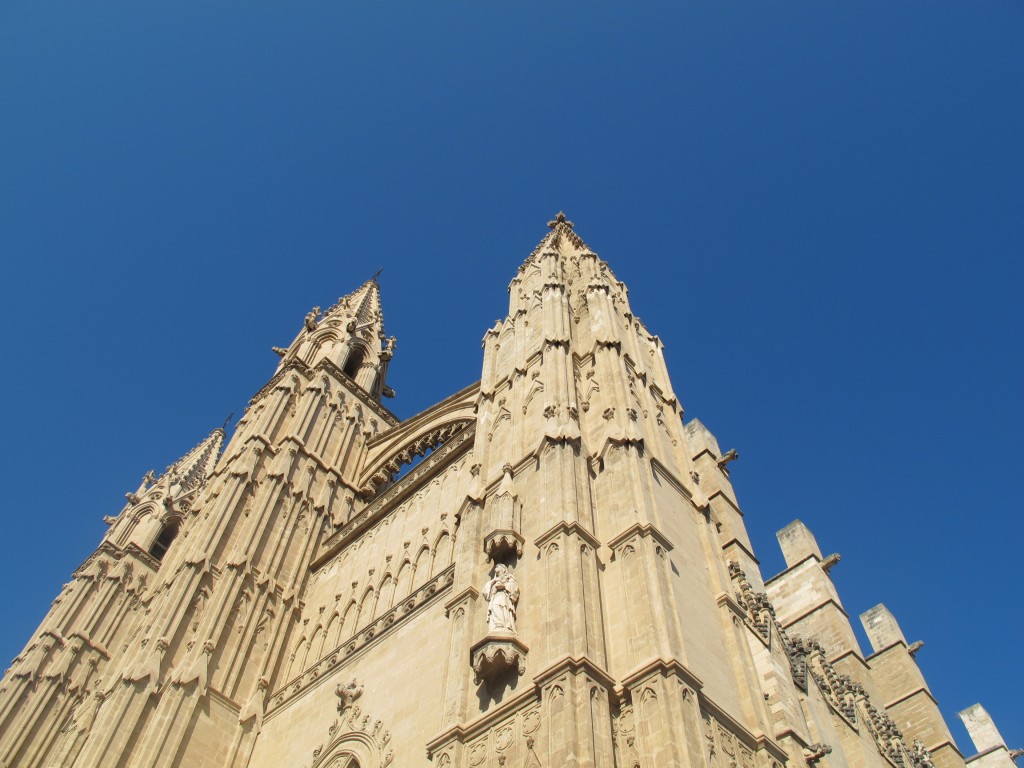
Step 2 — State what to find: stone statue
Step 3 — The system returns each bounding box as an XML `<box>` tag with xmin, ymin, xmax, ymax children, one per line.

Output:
<box><xmin>483</xmin><ymin>564</ymin><xmax>520</xmax><ymax>635</ymax></box>
<box><xmin>304</xmin><ymin>306</ymin><xmax>321</xmax><ymax>332</ymax></box>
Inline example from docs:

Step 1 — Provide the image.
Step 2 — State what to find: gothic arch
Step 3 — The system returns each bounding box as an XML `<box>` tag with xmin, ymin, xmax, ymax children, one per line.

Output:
<box><xmin>306</xmin><ymin>331</ymin><xmax>341</xmax><ymax>367</ymax></box>
<box><xmin>304</xmin><ymin>625</ymin><xmax>325</xmax><ymax>670</ymax></box>
<box><xmin>431</xmin><ymin>531</ymin><xmax>452</xmax><ymax>574</ymax></box>
<box><xmin>412</xmin><ymin>546</ymin><xmax>431</xmax><ymax>589</ymax></box>
<box><xmin>287</xmin><ymin>634</ymin><xmax>307</xmax><ymax>682</ymax></box>
<box><xmin>340</xmin><ymin>599</ymin><xmax>358</xmax><ymax>640</ymax></box>
<box><xmin>114</xmin><ymin>502</ymin><xmax>160</xmax><ymax>548</ymax></box>
<box><xmin>394</xmin><ymin>559</ymin><xmax>413</xmax><ymax>602</ymax></box>
<box><xmin>372</xmin><ymin>574</ymin><xmax>393</xmax><ymax>620</ymax></box>
<box><xmin>356</xmin><ymin>588</ymin><xmax>375</xmax><ymax>628</ymax></box>
<box><xmin>325</xmin><ymin>611</ymin><xmax>341</xmax><ymax>653</ymax></box>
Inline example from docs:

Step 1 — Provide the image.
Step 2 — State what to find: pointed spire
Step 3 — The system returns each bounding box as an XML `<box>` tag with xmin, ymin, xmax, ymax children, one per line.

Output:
<box><xmin>163</xmin><ymin>426</ymin><xmax>225</xmax><ymax>497</ymax></box>
<box><xmin>321</xmin><ymin>277</ymin><xmax>386</xmax><ymax>337</ymax></box>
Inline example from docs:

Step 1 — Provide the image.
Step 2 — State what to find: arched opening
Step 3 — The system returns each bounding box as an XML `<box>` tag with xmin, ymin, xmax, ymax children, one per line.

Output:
<box><xmin>149</xmin><ymin>521</ymin><xmax>180</xmax><ymax>561</ymax></box>
<box><xmin>343</xmin><ymin>347</ymin><xmax>365</xmax><ymax>379</ymax></box>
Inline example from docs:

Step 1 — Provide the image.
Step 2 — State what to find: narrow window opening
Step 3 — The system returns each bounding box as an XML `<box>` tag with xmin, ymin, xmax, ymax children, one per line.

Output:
<box><xmin>344</xmin><ymin>348</ymin><xmax>364</xmax><ymax>379</ymax></box>
<box><xmin>149</xmin><ymin>522</ymin><xmax>179</xmax><ymax>561</ymax></box>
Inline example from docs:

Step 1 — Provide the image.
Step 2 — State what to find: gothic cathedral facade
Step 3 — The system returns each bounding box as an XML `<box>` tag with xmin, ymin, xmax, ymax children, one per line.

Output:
<box><xmin>0</xmin><ymin>215</ymin><xmax>1015</xmax><ymax>768</ymax></box>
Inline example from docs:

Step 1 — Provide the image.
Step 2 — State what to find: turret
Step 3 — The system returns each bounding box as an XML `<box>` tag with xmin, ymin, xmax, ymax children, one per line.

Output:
<box><xmin>272</xmin><ymin>277</ymin><xmax>396</xmax><ymax>402</ymax></box>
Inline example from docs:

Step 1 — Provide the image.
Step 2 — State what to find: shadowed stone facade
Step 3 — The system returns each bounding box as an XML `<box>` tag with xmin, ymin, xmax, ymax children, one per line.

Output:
<box><xmin>0</xmin><ymin>215</ymin><xmax>1015</xmax><ymax>768</ymax></box>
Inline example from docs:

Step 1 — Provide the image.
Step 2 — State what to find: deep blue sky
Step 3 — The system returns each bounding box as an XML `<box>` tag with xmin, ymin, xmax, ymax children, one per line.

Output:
<box><xmin>1</xmin><ymin>0</ymin><xmax>1020</xmax><ymax>752</ymax></box>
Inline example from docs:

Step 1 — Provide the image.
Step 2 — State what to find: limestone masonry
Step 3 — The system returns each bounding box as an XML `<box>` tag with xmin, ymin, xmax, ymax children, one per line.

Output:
<box><xmin>0</xmin><ymin>215</ymin><xmax>1016</xmax><ymax>768</ymax></box>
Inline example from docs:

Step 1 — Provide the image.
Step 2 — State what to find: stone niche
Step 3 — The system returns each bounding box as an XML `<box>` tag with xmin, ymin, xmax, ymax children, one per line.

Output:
<box><xmin>483</xmin><ymin>464</ymin><xmax>522</xmax><ymax>563</ymax></box>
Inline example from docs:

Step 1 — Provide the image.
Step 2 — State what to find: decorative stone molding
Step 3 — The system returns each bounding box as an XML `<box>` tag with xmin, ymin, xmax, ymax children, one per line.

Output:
<box><xmin>336</xmin><ymin>679</ymin><xmax>363</xmax><ymax>713</ymax></box>
<box><xmin>309</xmin><ymin>701</ymin><xmax>393</xmax><ymax>768</ymax></box>
<box><xmin>470</xmin><ymin>635</ymin><xmax>529</xmax><ymax>685</ymax></box>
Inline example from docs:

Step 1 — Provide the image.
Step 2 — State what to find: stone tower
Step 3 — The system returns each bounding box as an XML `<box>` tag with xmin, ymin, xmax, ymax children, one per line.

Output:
<box><xmin>0</xmin><ymin>216</ymin><xmax>1014</xmax><ymax>768</ymax></box>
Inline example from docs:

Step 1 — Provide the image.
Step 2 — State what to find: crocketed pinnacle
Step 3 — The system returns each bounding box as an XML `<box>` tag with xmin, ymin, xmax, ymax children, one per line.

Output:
<box><xmin>162</xmin><ymin>427</ymin><xmax>225</xmax><ymax>494</ymax></box>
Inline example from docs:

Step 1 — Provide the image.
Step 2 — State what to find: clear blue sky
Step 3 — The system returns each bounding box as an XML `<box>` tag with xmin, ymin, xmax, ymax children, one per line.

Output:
<box><xmin>1</xmin><ymin>0</ymin><xmax>1020</xmax><ymax>752</ymax></box>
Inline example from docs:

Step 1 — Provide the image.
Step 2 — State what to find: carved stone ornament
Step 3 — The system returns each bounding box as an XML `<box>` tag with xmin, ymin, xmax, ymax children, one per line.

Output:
<box><xmin>803</xmin><ymin>743</ymin><xmax>833</xmax><ymax>763</ymax></box>
<box><xmin>336</xmin><ymin>679</ymin><xmax>363</xmax><ymax>714</ymax></box>
<box><xmin>483</xmin><ymin>530</ymin><xmax>524</xmax><ymax>562</ymax></box>
<box><xmin>470</xmin><ymin>635</ymin><xmax>529</xmax><ymax>685</ymax></box>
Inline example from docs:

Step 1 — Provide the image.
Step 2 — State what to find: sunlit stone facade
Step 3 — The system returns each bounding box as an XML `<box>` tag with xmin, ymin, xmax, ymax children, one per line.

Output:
<box><xmin>0</xmin><ymin>216</ymin><xmax>1014</xmax><ymax>768</ymax></box>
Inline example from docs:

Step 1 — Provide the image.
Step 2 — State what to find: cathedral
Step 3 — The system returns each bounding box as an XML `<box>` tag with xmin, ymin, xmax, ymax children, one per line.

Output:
<box><xmin>0</xmin><ymin>215</ymin><xmax>1016</xmax><ymax>768</ymax></box>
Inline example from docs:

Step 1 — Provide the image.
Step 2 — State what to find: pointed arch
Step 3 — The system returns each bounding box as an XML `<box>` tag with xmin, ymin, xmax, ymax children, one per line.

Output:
<box><xmin>356</xmin><ymin>587</ymin><xmax>375</xmax><ymax>629</ymax></box>
<box><xmin>323</xmin><ymin>612</ymin><xmax>340</xmax><ymax>656</ymax></box>
<box><xmin>412</xmin><ymin>545</ymin><xmax>431</xmax><ymax>589</ymax></box>
<box><xmin>431</xmin><ymin>531</ymin><xmax>452</xmax><ymax>574</ymax></box>
<box><xmin>305</xmin><ymin>624</ymin><xmax>325</xmax><ymax>669</ymax></box>
<box><xmin>373</xmin><ymin>574</ymin><xmax>393</xmax><ymax>619</ymax></box>
<box><xmin>395</xmin><ymin>559</ymin><xmax>413</xmax><ymax>602</ymax></box>
<box><xmin>340</xmin><ymin>599</ymin><xmax>358</xmax><ymax>641</ymax></box>
<box><xmin>114</xmin><ymin>503</ymin><xmax>159</xmax><ymax>548</ymax></box>
<box><xmin>287</xmin><ymin>634</ymin><xmax>307</xmax><ymax>682</ymax></box>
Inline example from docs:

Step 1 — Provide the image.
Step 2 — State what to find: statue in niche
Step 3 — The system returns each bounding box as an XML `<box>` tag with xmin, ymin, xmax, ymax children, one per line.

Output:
<box><xmin>483</xmin><ymin>564</ymin><xmax>520</xmax><ymax>635</ymax></box>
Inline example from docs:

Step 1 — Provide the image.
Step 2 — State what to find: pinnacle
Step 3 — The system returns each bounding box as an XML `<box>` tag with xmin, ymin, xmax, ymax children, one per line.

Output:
<box><xmin>160</xmin><ymin>426</ymin><xmax>225</xmax><ymax>495</ymax></box>
<box><xmin>522</xmin><ymin>211</ymin><xmax>597</xmax><ymax>267</ymax></box>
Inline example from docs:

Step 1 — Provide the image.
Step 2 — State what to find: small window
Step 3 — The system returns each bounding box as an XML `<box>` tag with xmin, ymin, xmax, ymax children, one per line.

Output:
<box><xmin>149</xmin><ymin>522</ymin><xmax>179</xmax><ymax>561</ymax></box>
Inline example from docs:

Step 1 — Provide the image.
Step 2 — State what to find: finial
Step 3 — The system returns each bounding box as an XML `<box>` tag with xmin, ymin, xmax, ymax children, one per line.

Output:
<box><xmin>221</xmin><ymin>412</ymin><xmax>234</xmax><ymax>431</ymax></box>
<box><xmin>372</xmin><ymin>267</ymin><xmax>384</xmax><ymax>282</ymax></box>
<box><xmin>547</xmin><ymin>211</ymin><xmax>573</xmax><ymax>230</ymax></box>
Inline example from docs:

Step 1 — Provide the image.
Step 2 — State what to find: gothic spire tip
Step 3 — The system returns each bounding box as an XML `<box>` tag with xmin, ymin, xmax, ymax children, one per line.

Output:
<box><xmin>547</xmin><ymin>211</ymin><xmax>573</xmax><ymax>230</ymax></box>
